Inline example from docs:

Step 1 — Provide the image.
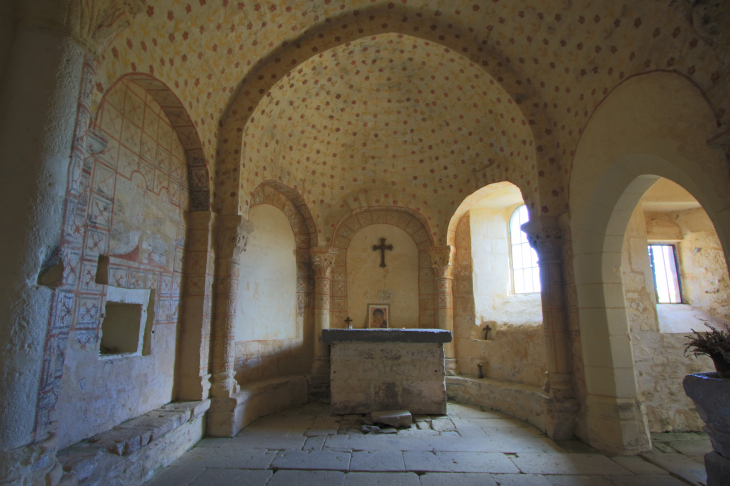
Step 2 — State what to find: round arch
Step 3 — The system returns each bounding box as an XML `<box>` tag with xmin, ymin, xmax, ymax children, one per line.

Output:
<box><xmin>213</xmin><ymin>3</ymin><xmax>553</xmax><ymax>216</ymax></box>
<box><xmin>328</xmin><ymin>206</ymin><xmax>436</xmax><ymax>329</ymax></box>
<box><xmin>97</xmin><ymin>73</ymin><xmax>212</xmax><ymax>211</ymax></box>
<box><xmin>569</xmin><ymin>71</ymin><xmax>730</xmax><ymax>454</ymax></box>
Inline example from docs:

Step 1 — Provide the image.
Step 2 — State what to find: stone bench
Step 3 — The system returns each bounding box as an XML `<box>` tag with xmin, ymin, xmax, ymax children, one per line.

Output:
<box><xmin>207</xmin><ymin>375</ymin><xmax>308</xmax><ymax>437</ymax></box>
<box><xmin>446</xmin><ymin>375</ymin><xmax>549</xmax><ymax>432</ymax></box>
<box><xmin>58</xmin><ymin>400</ymin><xmax>209</xmax><ymax>486</ymax></box>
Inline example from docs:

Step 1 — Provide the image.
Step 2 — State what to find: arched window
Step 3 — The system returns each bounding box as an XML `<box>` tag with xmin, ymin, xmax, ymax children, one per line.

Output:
<box><xmin>509</xmin><ymin>205</ymin><xmax>541</xmax><ymax>293</ymax></box>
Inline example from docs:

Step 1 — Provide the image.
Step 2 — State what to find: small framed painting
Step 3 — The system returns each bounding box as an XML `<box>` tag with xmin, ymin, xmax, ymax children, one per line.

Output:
<box><xmin>367</xmin><ymin>304</ymin><xmax>390</xmax><ymax>329</ymax></box>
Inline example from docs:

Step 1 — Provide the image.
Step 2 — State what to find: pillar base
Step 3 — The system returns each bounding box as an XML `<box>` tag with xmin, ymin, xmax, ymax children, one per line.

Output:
<box><xmin>308</xmin><ymin>357</ymin><xmax>332</xmax><ymax>401</ymax></box>
<box><xmin>585</xmin><ymin>395</ymin><xmax>651</xmax><ymax>455</ymax></box>
<box><xmin>545</xmin><ymin>396</ymin><xmax>579</xmax><ymax>440</ymax></box>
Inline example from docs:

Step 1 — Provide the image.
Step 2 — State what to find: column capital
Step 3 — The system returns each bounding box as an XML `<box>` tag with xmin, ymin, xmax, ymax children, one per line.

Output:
<box><xmin>428</xmin><ymin>246</ymin><xmax>453</xmax><ymax>279</ymax></box>
<box><xmin>216</xmin><ymin>214</ymin><xmax>254</xmax><ymax>260</ymax></box>
<box><xmin>63</xmin><ymin>0</ymin><xmax>146</xmax><ymax>56</ymax></box>
<box><xmin>521</xmin><ymin>216</ymin><xmax>563</xmax><ymax>261</ymax></box>
<box><xmin>310</xmin><ymin>247</ymin><xmax>339</xmax><ymax>278</ymax></box>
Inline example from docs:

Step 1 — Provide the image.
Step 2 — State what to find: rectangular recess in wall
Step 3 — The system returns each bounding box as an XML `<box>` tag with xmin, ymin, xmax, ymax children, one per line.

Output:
<box><xmin>99</xmin><ymin>287</ymin><xmax>155</xmax><ymax>358</ymax></box>
<box><xmin>100</xmin><ymin>303</ymin><xmax>143</xmax><ymax>355</ymax></box>
<box><xmin>648</xmin><ymin>244</ymin><xmax>682</xmax><ymax>304</ymax></box>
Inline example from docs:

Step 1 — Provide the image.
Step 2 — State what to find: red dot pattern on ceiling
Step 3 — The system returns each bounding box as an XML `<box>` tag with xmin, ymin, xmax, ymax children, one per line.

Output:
<box><xmin>93</xmin><ymin>0</ymin><xmax>727</xmax><ymax>228</ymax></box>
<box><xmin>241</xmin><ymin>34</ymin><xmax>537</xmax><ymax>243</ymax></box>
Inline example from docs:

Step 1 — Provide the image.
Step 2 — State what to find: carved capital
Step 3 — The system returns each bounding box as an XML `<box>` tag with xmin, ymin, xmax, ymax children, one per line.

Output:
<box><xmin>310</xmin><ymin>247</ymin><xmax>339</xmax><ymax>278</ymax></box>
<box><xmin>428</xmin><ymin>246</ymin><xmax>453</xmax><ymax>279</ymax></box>
<box><xmin>521</xmin><ymin>216</ymin><xmax>563</xmax><ymax>261</ymax></box>
<box><xmin>216</xmin><ymin>214</ymin><xmax>254</xmax><ymax>261</ymax></box>
<box><xmin>64</xmin><ymin>0</ymin><xmax>146</xmax><ymax>56</ymax></box>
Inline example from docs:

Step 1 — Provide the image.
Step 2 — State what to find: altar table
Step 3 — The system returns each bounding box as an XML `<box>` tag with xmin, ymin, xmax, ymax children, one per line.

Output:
<box><xmin>322</xmin><ymin>329</ymin><xmax>453</xmax><ymax>415</ymax></box>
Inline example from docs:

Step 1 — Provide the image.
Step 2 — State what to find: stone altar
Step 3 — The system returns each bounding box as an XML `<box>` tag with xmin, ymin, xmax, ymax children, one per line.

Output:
<box><xmin>322</xmin><ymin>329</ymin><xmax>453</xmax><ymax>415</ymax></box>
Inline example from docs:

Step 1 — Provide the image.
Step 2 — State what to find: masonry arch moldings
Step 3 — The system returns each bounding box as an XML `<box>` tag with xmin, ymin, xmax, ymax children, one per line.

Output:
<box><xmin>569</xmin><ymin>71</ymin><xmax>730</xmax><ymax>455</ymax></box>
<box><xmin>230</xmin><ymin>181</ymin><xmax>318</xmax><ymax>383</ymax></box>
<box><xmin>328</xmin><ymin>206</ymin><xmax>436</xmax><ymax>329</ymax></box>
<box><xmin>213</xmin><ymin>4</ymin><xmax>550</xmax><ymax>218</ymax></box>
<box><xmin>96</xmin><ymin>73</ymin><xmax>212</xmax><ymax>211</ymax></box>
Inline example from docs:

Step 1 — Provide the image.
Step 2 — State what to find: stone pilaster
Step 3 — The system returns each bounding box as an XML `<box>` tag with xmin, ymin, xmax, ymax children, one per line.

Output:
<box><xmin>209</xmin><ymin>214</ymin><xmax>254</xmax><ymax>398</ymax></box>
<box><xmin>310</xmin><ymin>247</ymin><xmax>339</xmax><ymax>377</ymax></box>
<box><xmin>522</xmin><ymin>215</ymin><xmax>578</xmax><ymax>439</ymax></box>
<box><xmin>177</xmin><ymin>211</ymin><xmax>216</xmax><ymax>400</ymax></box>
<box><xmin>428</xmin><ymin>246</ymin><xmax>457</xmax><ymax>376</ymax></box>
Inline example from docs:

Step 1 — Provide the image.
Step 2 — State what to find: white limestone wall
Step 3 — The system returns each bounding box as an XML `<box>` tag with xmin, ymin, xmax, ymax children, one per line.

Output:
<box><xmin>346</xmin><ymin>224</ymin><xmax>420</xmax><ymax>329</ymax></box>
<box><xmin>235</xmin><ymin>204</ymin><xmax>309</xmax><ymax>383</ymax></box>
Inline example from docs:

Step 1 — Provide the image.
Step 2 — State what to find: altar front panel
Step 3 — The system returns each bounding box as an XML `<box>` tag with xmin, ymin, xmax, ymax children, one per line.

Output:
<box><xmin>323</xmin><ymin>329</ymin><xmax>452</xmax><ymax>415</ymax></box>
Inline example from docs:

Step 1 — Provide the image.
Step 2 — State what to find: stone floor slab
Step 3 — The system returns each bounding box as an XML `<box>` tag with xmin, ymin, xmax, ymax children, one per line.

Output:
<box><xmin>640</xmin><ymin>453</ymin><xmax>708</xmax><ymax>486</ymax></box>
<box><xmin>173</xmin><ymin>448</ymin><xmax>276</xmax><ymax>469</ymax></box>
<box><xmin>303</xmin><ymin>436</ymin><xmax>326</xmax><ymax>451</ymax></box>
<box><xmin>419</xmin><ymin>472</ymin><xmax>499</xmax><ymax>486</ymax></box>
<box><xmin>606</xmin><ymin>475</ymin><xmax>688</xmax><ymax>486</ymax></box>
<box><xmin>610</xmin><ymin>457</ymin><xmax>669</xmax><ymax>476</ymax></box>
<box><xmin>271</xmin><ymin>450</ymin><xmax>352</xmax><ymax>471</ymax></box>
<box><xmin>143</xmin><ymin>466</ymin><xmax>204</xmax><ymax>486</ymax></box>
<box><xmin>509</xmin><ymin>454</ymin><xmax>633</xmax><ymax>475</ymax></box>
<box><xmin>544</xmin><ymin>476</ymin><xmax>615</xmax><ymax>486</ymax></box>
<box><xmin>663</xmin><ymin>439</ymin><xmax>712</xmax><ymax>457</ymax></box>
<box><xmin>490</xmin><ymin>474</ymin><xmax>552</xmax><ymax>486</ymax></box>
<box><xmin>403</xmin><ymin>451</ymin><xmax>520</xmax><ymax>473</ymax></box>
<box><xmin>463</xmin><ymin>418</ymin><xmax>528</xmax><ymax>428</ymax></box>
<box><xmin>227</xmin><ymin>435</ymin><xmax>307</xmax><ymax>450</ymax></box>
<box><xmin>188</xmin><ymin>469</ymin><xmax>273</xmax><ymax>486</ymax></box>
<box><xmin>350</xmin><ymin>451</ymin><xmax>406</xmax><ymax>472</ymax></box>
<box><xmin>305</xmin><ymin>428</ymin><xmax>339</xmax><ymax>436</ymax></box>
<box><xmin>267</xmin><ymin>469</ymin><xmax>346</xmax><ymax>486</ymax></box>
<box><xmin>345</xmin><ymin>472</ymin><xmax>420</xmax><ymax>486</ymax></box>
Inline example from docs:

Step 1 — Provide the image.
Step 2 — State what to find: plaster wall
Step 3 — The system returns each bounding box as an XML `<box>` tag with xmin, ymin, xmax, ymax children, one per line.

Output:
<box><xmin>0</xmin><ymin>29</ymin><xmax>84</xmax><ymax>450</ymax></box>
<box><xmin>235</xmin><ymin>204</ymin><xmax>308</xmax><ymax>384</ymax></box>
<box><xmin>55</xmin><ymin>79</ymin><xmax>189</xmax><ymax>448</ymax></box>
<box><xmin>346</xmin><ymin>224</ymin><xmax>420</xmax><ymax>329</ymax></box>
<box><xmin>453</xmin><ymin>211</ymin><xmax>546</xmax><ymax>388</ymax></box>
<box><xmin>621</xmin><ymin>205</ymin><xmax>712</xmax><ymax>432</ymax></box>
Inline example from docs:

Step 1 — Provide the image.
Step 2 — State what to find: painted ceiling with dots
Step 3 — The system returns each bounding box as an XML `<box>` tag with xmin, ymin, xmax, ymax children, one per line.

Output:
<box><xmin>93</xmin><ymin>0</ymin><xmax>728</xmax><ymax>243</ymax></box>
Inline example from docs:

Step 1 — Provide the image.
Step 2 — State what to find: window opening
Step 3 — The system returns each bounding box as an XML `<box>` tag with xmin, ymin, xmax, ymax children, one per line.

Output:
<box><xmin>648</xmin><ymin>244</ymin><xmax>682</xmax><ymax>304</ymax></box>
<box><xmin>510</xmin><ymin>205</ymin><xmax>541</xmax><ymax>294</ymax></box>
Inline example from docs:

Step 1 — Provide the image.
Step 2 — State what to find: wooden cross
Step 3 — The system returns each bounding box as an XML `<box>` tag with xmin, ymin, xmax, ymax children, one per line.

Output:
<box><xmin>372</xmin><ymin>237</ymin><xmax>393</xmax><ymax>268</ymax></box>
<box><xmin>344</xmin><ymin>317</ymin><xmax>353</xmax><ymax>329</ymax></box>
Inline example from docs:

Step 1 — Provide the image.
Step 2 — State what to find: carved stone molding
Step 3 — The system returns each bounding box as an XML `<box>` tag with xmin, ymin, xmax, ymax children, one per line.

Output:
<box><xmin>428</xmin><ymin>246</ymin><xmax>454</xmax><ymax>279</ymax></box>
<box><xmin>707</xmin><ymin>123</ymin><xmax>730</xmax><ymax>153</ymax></box>
<box><xmin>310</xmin><ymin>247</ymin><xmax>339</xmax><ymax>278</ymax></box>
<box><xmin>521</xmin><ymin>216</ymin><xmax>563</xmax><ymax>261</ymax></box>
<box><xmin>64</xmin><ymin>0</ymin><xmax>146</xmax><ymax>56</ymax></box>
<box><xmin>216</xmin><ymin>214</ymin><xmax>254</xmax><ymax>260</ymax></box>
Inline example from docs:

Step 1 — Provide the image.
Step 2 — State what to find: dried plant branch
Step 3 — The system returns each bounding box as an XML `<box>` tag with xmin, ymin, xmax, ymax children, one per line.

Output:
<box><xmin>684</xmin><ymin>324</ymin><xmax>730</xmax><ymax>363</ymax></box>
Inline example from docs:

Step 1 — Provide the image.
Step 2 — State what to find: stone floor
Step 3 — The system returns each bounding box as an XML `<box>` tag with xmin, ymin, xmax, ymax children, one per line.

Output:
<box><xmin>144</xmin><ymin>401</ymin><xmax>711</xmax><ymax>486</ymax></box>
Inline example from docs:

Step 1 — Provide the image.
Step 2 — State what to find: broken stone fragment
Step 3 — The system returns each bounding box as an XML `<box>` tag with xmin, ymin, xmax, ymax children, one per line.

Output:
<box><xmin>371</xmin><ymin>410</ymin><xmax>413</xmax><ymax>428</ymax></box>
<box><xmin>380</xmin><ymin>427</ymin><xmax>397</xmax><ymax>434</ymax></box>
<box><xmin>361</xmin><ymin>425</ymin><xmax>381</xmax><ymax>434</ymax></box>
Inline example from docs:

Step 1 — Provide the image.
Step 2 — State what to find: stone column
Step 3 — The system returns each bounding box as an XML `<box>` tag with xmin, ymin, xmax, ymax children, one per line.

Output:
<box><xmin>428</xmin><ymin>246</ymin><xmax>458</xmax><ymax>376</ymax></box>
<box><xmin>209</xmin><ymin>214</ymin><xmax>254</xmax><ymax>398</ymax></box>
<box><xmin>310</xmin><ymin>247</ymin><xmax>339</xmax><ymax>379</ymax></box>
<box><xmin>522</xmin><ymin>215</ymin><xmax>578</xmax><ymax>439</ymax></box>
<box><xmin>177</xmin><ymin>211</ymin><xmax>216</xmax><ymax>400</ymax></box>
